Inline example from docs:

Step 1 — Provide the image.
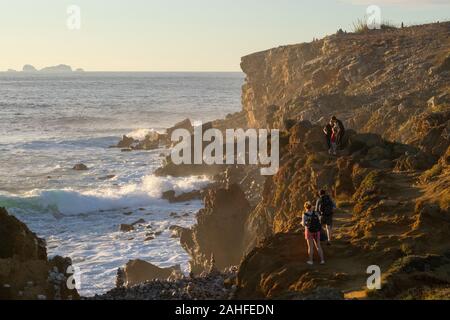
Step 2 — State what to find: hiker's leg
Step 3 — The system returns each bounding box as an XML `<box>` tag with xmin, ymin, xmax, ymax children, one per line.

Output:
<box><xmin>314</xmin><ymin>239</ymin><xmax>325</xmax><ymax>263</ymax></box>
<box><xmin>326</xmin><ymin>225</ymin><xmax>332</xmax><ymax>241</ymax></box>
<box><xmin>306</xmin><ymin>238</ymin><xmax>314</xmax><ymax>263</ymax></box>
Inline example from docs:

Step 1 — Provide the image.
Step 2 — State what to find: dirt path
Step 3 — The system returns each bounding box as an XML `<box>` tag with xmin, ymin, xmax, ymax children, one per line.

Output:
<box><xmin>324</xmin><ymin>171</ymin><xmax>425</xmax><ymax>299</ymax></box>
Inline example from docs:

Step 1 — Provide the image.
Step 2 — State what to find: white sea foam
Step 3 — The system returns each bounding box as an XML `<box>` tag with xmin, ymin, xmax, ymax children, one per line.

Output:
<box><xmin>1</xmin><ymin>174</ymin><xmax>210</xmax><ymax>296</ymax></box>
<box><xmin>126</xmin><ymin>128</ymin><xmax>162</xmax><ymax>141</ymax></box>
<box><xmin>0</xmin><ymin>174</ymin><xmax>210</xmax><ymax>216</ymax></box>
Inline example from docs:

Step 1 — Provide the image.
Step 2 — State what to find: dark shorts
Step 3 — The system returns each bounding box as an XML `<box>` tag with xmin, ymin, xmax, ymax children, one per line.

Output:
<box><xmin>320</xmin><ymin>215</ymin><xmax>333</xmax><ymax>227</ymax></box>
<box><xmin>305</xmin><ymin>229</ymin><xmax>321</xmax><ymax>242</ymax></box>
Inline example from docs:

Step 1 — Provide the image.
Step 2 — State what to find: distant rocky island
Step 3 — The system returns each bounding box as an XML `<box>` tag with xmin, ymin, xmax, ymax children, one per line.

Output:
<box><xmin>6</xmin><ymin>64</ymin><xmax>84</xmax><ymax>73</ymax></box>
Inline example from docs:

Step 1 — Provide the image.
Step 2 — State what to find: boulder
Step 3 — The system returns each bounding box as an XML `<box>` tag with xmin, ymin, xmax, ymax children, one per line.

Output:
<box><xmin>162</xmin><ymin>190</ymin><xmax>202</xmax><ymax>203</ymax></box>
<box><xmin>119</xmin><ymin>224</ymin><xmax>135</xmax><ymax>232</ymax></box>
<box><xmin>116</xmin><ymin>135</ymin><xmax>136</xmax><ymax>148</ymax></box>
<box><xmin>72</xmin><ymin>163</ymin><xmax>89</xmax><ymax>171</ymax></box>
<box><xmin>123</xmin><ymin>259</ymin><xmax>181</xmax><ymax>287</ymax></box>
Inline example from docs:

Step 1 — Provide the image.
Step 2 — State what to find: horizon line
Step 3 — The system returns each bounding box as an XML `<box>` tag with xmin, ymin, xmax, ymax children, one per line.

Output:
<box><xmin>1</xmin><ymin>70</ymin><xmax>244</xmax><ymax>73</ymax></box>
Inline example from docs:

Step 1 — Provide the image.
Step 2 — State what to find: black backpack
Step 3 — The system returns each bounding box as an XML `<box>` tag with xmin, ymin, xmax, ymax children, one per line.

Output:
<box><xmin>319</xmin><ymin>195</ymin><xmax>334</xmax><ymax>217</ymax></box>
<box><xmin>305</xmin><ymin>211</ymin><xmax>322</xmax><ymax>233</ymax></box>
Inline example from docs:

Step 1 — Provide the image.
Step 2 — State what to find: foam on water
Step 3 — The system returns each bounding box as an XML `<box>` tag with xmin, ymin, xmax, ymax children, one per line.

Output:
<box><xmin>1</xmin><ymin>174</ymin><xmax>210</xmax><ymax>296</ymax></box>
<box><xmin>0</xmin><ymin>72</ymin><xmax>243</xmax><ymax>297</ymax></box>
<box><xmin>126</xmin><ymin>128</ymin><xmax>164</xmax><ymax>141</ymax></box>
<box><xmin>0</xmin><ymin>174</ymin><xmax>210</xmax><ymax>216</ymax></box>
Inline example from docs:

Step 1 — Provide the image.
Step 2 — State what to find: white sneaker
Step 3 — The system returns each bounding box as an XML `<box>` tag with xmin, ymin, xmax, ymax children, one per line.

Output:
<box><xmin>307</xmin><ymin>261</ymin><xmax>314</xmax><ymax>265</ymax></box>
<box><xmin>320</xmin><ymin>261</ymin><xmax>325</xmax><ymax>265</ymax></box>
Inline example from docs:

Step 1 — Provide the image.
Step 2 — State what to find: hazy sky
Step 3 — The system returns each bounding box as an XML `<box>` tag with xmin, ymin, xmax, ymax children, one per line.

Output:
<box><xmin>1</xmin><ymin>0</ymin><xmax>449</xmax><ymax>71</ymax></box>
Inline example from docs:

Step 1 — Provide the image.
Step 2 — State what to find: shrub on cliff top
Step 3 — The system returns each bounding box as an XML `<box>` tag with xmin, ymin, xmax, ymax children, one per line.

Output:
<box><xmin>352</xmin><ymin>18</ymin><xmax>397</xmax><ymax>33</ymax></box>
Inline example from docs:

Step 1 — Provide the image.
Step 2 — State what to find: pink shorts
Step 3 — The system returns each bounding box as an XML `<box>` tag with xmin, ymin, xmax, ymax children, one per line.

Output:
<box><xmin>305</xmin><ymin>229</ymin><xmax>320</xmax><ymax>242</ymax></box>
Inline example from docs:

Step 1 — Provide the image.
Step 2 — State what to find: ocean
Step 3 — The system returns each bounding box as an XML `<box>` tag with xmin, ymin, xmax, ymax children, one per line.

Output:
<box><xmin>0</xmin><ymin>72</ymin><xmax>244</xmax><ymax>296</ymax></box>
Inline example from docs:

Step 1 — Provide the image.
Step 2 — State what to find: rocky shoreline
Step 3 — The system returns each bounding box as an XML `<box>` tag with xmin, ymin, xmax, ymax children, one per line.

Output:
<box><xmin>1</xmin><ymin>22</ymin><xmax>449</xmax><ymax>300</ymax></box>
<box><xmin>88</xmin><ymin>267</ymin><xmax>238</xmax><ymax>300</ymax></box>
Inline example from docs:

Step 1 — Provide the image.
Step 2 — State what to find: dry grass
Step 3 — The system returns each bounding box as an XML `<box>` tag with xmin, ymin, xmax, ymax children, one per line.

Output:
<box><xmin>352</xmin><ymin>18</ymin><xmax>397</xmax><ymax>33</ymax></box>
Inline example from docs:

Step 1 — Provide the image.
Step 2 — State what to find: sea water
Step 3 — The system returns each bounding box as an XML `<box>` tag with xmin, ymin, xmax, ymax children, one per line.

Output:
<box><xmin>0</xmin><ymin>72</ymin><xmax>243</xmax><ymax>296</ymax></box>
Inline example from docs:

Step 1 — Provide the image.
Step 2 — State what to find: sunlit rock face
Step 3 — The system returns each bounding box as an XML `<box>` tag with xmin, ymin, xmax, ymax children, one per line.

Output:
<box><xmin>240</xmin><ymin>22</ymin><xmax>449</xmax><ymax>148</ymax></box>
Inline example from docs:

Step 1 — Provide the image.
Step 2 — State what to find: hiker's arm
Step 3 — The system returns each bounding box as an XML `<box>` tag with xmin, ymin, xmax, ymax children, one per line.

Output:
<box><xmin>301</xmin><ymin>214</ymin><xmax>305</xmax><ymax>227</ymax></box>
<box><xmin>315</xmin><ymin>199</ymin><xmax>320</xmax><ymax>212</ymax></box>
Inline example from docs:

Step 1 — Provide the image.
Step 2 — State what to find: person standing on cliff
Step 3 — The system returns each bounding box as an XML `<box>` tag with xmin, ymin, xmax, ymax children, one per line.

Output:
<box><xmin>315</xmin><ymin>190</ymin><xmax>336</xmax><ymax>246</ymax></box>
<box><xmin>323</xmin><ymin>121</ymin><xmax>333</xmax><ymax>153</ymax></box>
<box><xmin>301</xmin><ymin>201</ymin><xmax>325</xmax><ymax>265</ymax></box>
<box><xmin>331</xmin><ymin>116</ymin><xmax>345</xmax><ymax>148</ymax></box>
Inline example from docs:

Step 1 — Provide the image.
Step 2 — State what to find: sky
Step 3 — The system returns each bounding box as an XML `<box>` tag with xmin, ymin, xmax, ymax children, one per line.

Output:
<box><xmin>1</xmin><ymin>0</ymin><xmax>449</xmax><ymax>71</ymax></box>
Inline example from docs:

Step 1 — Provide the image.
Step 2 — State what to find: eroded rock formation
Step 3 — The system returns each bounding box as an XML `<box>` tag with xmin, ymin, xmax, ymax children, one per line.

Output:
<box><xmin>180</xmin><ymin>184</ymin><xmax>251</xmax><ymax>274</ymax></box>
<box><xmin>0</xmin><ymin>208</ymin><xmax>79</xmax><ymax>300</ymax></box>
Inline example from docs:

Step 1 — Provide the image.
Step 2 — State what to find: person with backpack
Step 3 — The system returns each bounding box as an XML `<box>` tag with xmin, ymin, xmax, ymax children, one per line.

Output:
<box><xmin>331</xmin><ymin>116</ymin><xmax>345</xmax><ymax>148</ymax></box>
<box><xmin>301</xmin><ymin>201</ymin><xmax>325</xmax><ymax>265</ymax></box>
<box><xmin>315</xmin><ymin>190</ymin><xmax>336</xmax><ymax>246</ymax></box>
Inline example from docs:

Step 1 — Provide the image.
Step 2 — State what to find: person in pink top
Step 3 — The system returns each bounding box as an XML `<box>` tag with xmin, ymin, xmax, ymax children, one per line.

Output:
<box><xmin>301</xmin><ymin>201</ymin><xmax>325</xmax><ymax>265</ymax></box>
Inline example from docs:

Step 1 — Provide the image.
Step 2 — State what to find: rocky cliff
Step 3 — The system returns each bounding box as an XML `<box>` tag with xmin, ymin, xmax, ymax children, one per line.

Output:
<box><xmin>241</xmin><ymin>22</ymin><xmax>449</xmax><ymax>151</ymax></box>
<box><xmin>229</xmin><ymin>22</ymin><xmax>450</xmax><ymax>300</ymax></box>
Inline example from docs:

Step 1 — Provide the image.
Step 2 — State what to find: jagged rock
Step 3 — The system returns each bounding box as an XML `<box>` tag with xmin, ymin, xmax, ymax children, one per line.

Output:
<box><xmin>0</xmin><ymin>208</ymin><xmax>79</xmax><ymax>300</ymax></box>
<box><xmin>180</xmin><ymin>184</ymin><xmax>251</xmax><ymax>274</ymax></box>
<box><xmin>0</xmin><ymin>207</ymin><xmax>47</xmax><ymax>260</ymax></box>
